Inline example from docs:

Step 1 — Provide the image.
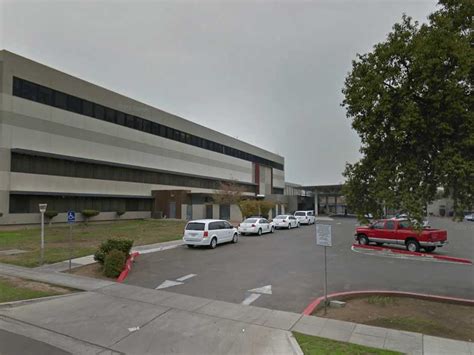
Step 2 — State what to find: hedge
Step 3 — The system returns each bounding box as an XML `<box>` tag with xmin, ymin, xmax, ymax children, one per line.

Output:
<box><xmin>104</xmin><ymin>249</ymin><xmax>126</xmax><ymax>278</ymax></box>
<box><xmin>94</xmin><ymin>238</ymin><xmax>134</xmax><ymax>265</ymax></box>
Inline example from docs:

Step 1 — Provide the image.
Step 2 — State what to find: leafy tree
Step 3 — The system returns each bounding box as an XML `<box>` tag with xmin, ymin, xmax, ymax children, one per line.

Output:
<box><xmin>212</xmin><ymin>181</ymin><xmax>246</xmax><ymax>206</ymax></box>
<box><xmin>238</xmin><ymin>199</ymin><xmax>259</xmax><ymax>219</ymax></box>
<box><xmin>342</xmin><ymin>0</ymin><xmax>473</xmax><ymax>222</ymax></box>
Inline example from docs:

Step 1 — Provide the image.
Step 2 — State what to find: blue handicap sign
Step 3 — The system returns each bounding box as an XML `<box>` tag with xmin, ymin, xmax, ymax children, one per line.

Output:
<box><xmin>67</xmin><ymin>211</ymin><xmax>75</xmax><ymax>224</ymax></box>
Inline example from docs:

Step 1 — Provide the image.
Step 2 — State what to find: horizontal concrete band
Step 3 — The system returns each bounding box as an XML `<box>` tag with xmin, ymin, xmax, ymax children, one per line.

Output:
<box><xmin>0</xmin><ymin>110</ymin><xmax>254</xmax><ymax>177</ymax></box>
<box><xmin>303</xmin><ymin>290</ymin><xmax>474</xmax><ymax>316</ymax></box>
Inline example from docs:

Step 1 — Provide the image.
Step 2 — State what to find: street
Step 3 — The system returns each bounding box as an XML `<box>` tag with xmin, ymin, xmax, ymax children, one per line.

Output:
<box><xmin>126</xmin><ymin>217</ymin><xmax>474</xmax><ymax>313</ymax></box>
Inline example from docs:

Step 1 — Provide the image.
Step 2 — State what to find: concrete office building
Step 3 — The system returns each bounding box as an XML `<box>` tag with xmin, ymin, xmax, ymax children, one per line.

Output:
<box><xmin>0</xmin><ymin>50</ymin><xmax>285</xmax><ymax>225</ymax></box>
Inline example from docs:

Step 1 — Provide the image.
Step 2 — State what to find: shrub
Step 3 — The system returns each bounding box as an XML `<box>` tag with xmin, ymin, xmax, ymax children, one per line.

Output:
<box><xmin>103</xmin><ymin>249</ymin><xmax>126</xmax><ymax>278</ymax></box>
<box><xmin>44</xmin><ymin>210</ymin><xmax>58</xmax><ymax>226</ymax></box>
<box><xmin>258</xmin><ymin>201</ymin><xmax>275</xmax><ymax>219</ymax></box>
<box><xmin>94</xmin><ymin>238</ymin><xmax>134</xmax><ymax>265</ymax></box>
<box><xmin>116</xmin><ymin>210</ymin><xmax>126</xmax><ymax>217</ymax></box>
<box><xmin>81</xmin><ymin>209</ymin><xmax>100</xmax><ymax>225</ymax></box>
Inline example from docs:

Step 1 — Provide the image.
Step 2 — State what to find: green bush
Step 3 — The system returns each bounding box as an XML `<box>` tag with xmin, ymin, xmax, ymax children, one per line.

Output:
<box><xmin>94</xmin><ymin>238</ymin><xmax>134</xmax><ymax>265</ymax></box>
<box><xmin>116</xmin><ymin>210</ymin><xmax>126</xmax><ymax>217</ymax></box>
<box><xmin>103</xmin><ymin>249</ymin><xmax>126</xmax><ymax>278</ymax></box>
<box><xmin>81</xmin><ymin>209</ymin><xmax>100</xmax><ymax>225</ymax></box>
<box><xmin>44</xmin><ymin>210</ymin><xmax>58</xmax><ymax>226</ymax></box>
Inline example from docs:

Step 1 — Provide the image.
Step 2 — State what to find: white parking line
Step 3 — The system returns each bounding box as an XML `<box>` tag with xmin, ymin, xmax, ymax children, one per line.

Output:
<box><xmin>241</xmin><ymin>293</ymin><xmax>261</xmax><ymax>306</ymax></box>
<box><xmin>176</xmin><ymin>274</ymin><xmax>197</xmax><ymax>282</ymax></box>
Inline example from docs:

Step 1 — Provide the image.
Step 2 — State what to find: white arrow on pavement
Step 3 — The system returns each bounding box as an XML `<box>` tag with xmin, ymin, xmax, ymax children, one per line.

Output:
<box><xmin>248</xmin><ymin>285</ymin><xmax>272</xmax><ymax>295</ymax></box>
<box><xmin>176</xmin><ymin>274</ymin><xmax>196</xmax><ymax>282</ymax></box>
<box><xmin>155</xmin><ymin>280</ymin><xmax>184</xmax><ymax>290</ymax></box>
<box><xmin>241</xmin><ymin>285</ymin><xmax>272</xmax><ymax>306</ymax></box>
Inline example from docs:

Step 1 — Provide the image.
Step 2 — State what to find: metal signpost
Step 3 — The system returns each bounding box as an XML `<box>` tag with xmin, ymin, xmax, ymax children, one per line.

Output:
<box><xmin>39</xmin><ymin>204</ymin><xmax>47</xmax><ymax>265</ymax></box>
<box><xmin>316</xmin><ymin>223</ymin><xmax>332</xmax><ymax>315</ymax></box>
<box><xmin>67</xmin><ymin>211</ymin><xmax>75</xmax><ymax>271</ymax></box>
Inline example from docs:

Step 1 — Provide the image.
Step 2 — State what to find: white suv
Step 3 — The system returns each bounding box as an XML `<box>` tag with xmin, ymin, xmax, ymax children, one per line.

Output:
<box><xmin>183</xmin><ymin>219</ymin><xmax>238</xmax><ymax>249</ymax></box>
<box><xmin>294</xmin><ymin>211</ymin><xmax>316</xmax><ymax>225</ymax></box>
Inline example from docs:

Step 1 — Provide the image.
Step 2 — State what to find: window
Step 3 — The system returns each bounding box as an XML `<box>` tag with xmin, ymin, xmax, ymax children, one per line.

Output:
<box><xmin>219</xmin><ymin>204</ymin><xmax>230</xmax><ymax>220</ymax></box>
<box><xmin>385</xmin><ymin>221</ymin><xmax>395</xmax><ymax>229</ymax></box>
<box><xmin>105</xmin><ymin>107</ymin><xmax>116</xmax><ymax>123</ymax></box>
<box><xmin>37</xmin><ymin>86</ymin><xmax>53</xmax><ymax>105</ymax></box>
<box><xmin>94</xmin><ymin>104</ymin><xmax>105</xmax><ymax>120</ymax></box>
<box><xmin>125</xmin><ymin>114</ymin><xmax>134</xmax><ymax>128</ymax></box>
<box><xmin>53</xmin><ymin>91</ymin><xmax>67</xmax><ymax>109</ymax></box>
<box><xmin>83</xmin><ymin>100</ymin><xmax>94</xmax><ymax>117</ymax></box>
<box><xmin>208</xmin><ymin>222</ymin><xmax>220</xmax><ymax>230</ymax></box>
<box><xmin>399</xmin><ymin>220</ymin><xmax>411</xmax><ymax>229</ymax></box>
<box><xmin>244</xmin><ymin>218</ymin><xmax>258</xmax><ymax>223</ymax></box>
<box><xmin>133</xmin><ymin>116</ymin><xmax>143</xmax><ymax>130</ymax></box>
<box><xmin>373</xmin><ymin>221</ymin><xmax>385</xmax><ymax>229</ymax></box>
<box><xmin>186</xmin><ymin>222</ymin><xmax>205</xmax><ymax>231</ymax></box>
<box><xmin>224</xmin><ymin>221</ymin><xmax>233</xmax><ymax>229</ymax></box>
<box><xmin>67</xmin><ymin>95</ymin><xmax>82</xmax><ymax>114</ymax></box>
<box><xmin>295</xmin><ymin>212</ymin><xmax>305</xmax><ymax>216</ymax></box>
<box><xmin>143</xmin><ymin>119</ymin><xmax>151</xmax><ymax>133</ymax></box>
<box><xmin>20</xmin><ymin>80</ymin><xmax>37</xmax><ymax>100</ymax></box>
<box><xmin>116</xmin><ymin>111</ymin><xmax>125</xmax><ymax>125</ymax></box>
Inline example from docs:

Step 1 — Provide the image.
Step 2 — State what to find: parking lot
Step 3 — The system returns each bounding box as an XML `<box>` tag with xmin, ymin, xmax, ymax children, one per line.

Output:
<box><xmin>126</xmin><ymin>217</ymin><xmax>474</xmax><ymax>313</ymax></box>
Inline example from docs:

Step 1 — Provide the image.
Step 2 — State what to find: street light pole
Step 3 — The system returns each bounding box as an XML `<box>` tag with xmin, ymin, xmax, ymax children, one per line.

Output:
<box><xmin>39</xmin><ymin>203</ymin><xmax>47</xmax><ymax>265</ymax></box>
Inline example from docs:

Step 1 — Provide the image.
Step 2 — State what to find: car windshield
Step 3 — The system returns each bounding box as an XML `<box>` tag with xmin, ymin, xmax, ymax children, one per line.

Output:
<box><xmin>275</xmin><ymin>215</ymin><xmax>287</xmax><ymax>219</ymax></box>
<box><xmin>295</xmin><ymin>212</ymin><xmax>305</xmax><ymax>216</ymax></box>
<box><xmin>185</xmin><ymin>222</ymin><xmax>205</xmax><ymax>231</ymax></box>
<box><xmin>243</xmin><ymin>218</ymin><xmax>258</xmax><ymax>223</ymax></box>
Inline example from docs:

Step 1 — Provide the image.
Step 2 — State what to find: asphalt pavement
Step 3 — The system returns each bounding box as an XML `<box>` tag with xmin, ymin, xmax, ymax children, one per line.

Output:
<box><xmin>125</xmin><ymin>217</ymin><xmax>474</xmax><ymax>313</ymax></box>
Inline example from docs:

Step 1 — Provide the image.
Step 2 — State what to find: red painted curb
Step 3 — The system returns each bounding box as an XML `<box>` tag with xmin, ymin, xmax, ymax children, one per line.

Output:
<box><xmin>352</xmin><ymin>243</ymin><xmax>472</xmax><ymax>264</ymax></box>
<box><xmin>302</xmin><ymin>290</ymin><xmax>474</xmax><ymax>315</ymax></box>
<box><xmin>117</xmin><ymin>251</ymin><xmax>139</xmax><ymax>283</ymax></box>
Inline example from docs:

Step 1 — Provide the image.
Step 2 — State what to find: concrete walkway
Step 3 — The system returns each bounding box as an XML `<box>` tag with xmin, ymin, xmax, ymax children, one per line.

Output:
<box><xmin>1</xmin><ymin>263</ymin><xmax>472</xmax><ymax>355</ymax></box>
<box><xmin>35</xmin><ymin>239</ymin><xmax>184</xmax><ymax>273</ymax></box>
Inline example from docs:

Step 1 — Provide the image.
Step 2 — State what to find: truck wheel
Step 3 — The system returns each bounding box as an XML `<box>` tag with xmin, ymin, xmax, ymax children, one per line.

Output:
<box><xmin>358</xmin><ymin>235</ymin><xmax>369</xmax><ymax>245</ymax></box>
<box><xmin>406</xmin><ymin>240</ymin><xmax>420</xmax><ymax>252</ymax></box>
<box><xmin>424</xmin><ymin>246</ymin><xmax>436</xmax><ymax>253</ymax></box>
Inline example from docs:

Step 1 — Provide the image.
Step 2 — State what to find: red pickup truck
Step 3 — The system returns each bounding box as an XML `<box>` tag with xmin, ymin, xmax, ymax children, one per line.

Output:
<box><xmin>355</xmin><ymin>219</ymin><xmax>448</xmax><ymax>252</ymax></box>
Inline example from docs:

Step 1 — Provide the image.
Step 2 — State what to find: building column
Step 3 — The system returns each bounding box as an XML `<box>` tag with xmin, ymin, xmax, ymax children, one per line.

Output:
<box><xmin>314</xmin><ymin>193</ymin><xmax>319</xmax><ymax>215</ymax></box>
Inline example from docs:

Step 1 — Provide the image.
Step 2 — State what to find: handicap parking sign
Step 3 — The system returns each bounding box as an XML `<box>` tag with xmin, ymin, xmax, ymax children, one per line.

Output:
<box><xmin>67</xmin><ymin>211</ymin><xmax>75</xmax><ymax>224</ymax></box>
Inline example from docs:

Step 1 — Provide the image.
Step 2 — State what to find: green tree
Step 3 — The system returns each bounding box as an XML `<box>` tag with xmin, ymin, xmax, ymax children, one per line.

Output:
<box><xmin>342</xmin><ymin>0</ymin><xmax>473</xmax><ymax>222</ymax></box>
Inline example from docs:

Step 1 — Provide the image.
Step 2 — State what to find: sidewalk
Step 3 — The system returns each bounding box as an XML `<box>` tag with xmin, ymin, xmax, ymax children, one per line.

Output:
<box><xmin>1</xmin><ymin>263</ymin><xmax>472</xmax><ymax>355</ymax></box>
<box><xmin>35</xmin><ymin>239</ymin><xmax>184</xmax><ymax>273</ymax></box>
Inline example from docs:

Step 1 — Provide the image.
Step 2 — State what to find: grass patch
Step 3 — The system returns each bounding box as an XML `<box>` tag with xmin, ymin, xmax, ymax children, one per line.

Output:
<box><xmin>0</xmin><ymin>276</ymin><xmax>73</xmax><ymax>303</ymax></box>
<box><xmin>366</xmin><ymin>296</ymin><xmax>397</xmax><ymax>306</ymax></box>
<box><xmin>293</xmin><ymin>332</ymin><xmax>401</xmax><ymax>355</ymax></box>
<box><xmin>367</xmin><ymin>317</ymin><xmax>452</xmax><ymax>336</ymax></box>
<box><xmin>0</xmin><ymin>219</ymin><xmax>185</xmax><ymax>267</ymax></box>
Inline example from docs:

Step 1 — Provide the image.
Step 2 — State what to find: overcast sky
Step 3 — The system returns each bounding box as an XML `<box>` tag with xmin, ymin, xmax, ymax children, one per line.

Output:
<box><xmin>1</xmin><ymin>0</ymin><xmax>438</xmax><ymax>185</ymax></box>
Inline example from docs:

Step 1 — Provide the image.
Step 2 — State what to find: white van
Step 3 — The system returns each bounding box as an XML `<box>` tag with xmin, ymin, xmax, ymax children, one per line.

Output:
<box><xmin>183</xmin><ymin>219</ymin><xmax>238</xmax><ymax>249</ymax></box>
<box><xmin>294</xmin><ymin>211</ymin><xmax>316</xmax><ymax>225</ymax></box>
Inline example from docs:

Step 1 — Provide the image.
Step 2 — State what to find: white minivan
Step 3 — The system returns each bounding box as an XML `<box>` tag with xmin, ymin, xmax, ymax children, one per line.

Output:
<box><xmin>294</xmin><ymin>211</ymin><xmax>316</xmax><ymax>225</ymax></box>
<box><xmin>183</xmin><ymin>219</ymin><xmax>238</xmax><ymax>249</ymax></box>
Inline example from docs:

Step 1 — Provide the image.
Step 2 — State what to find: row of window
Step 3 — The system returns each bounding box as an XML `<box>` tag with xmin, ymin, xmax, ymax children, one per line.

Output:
<box><xmin>11</xmin><ymin>152</ymin><xmax>257</xmax><ymax>193</ymax></box>
<box><xmin>12</xmin><ymin>77</ymin><xmax>284</xmax><ymax>170</ymax></box>
<box><xmin>9</xmin><ymin>194</ymin><xmax>152</xmax><ymax>214</ymax></box>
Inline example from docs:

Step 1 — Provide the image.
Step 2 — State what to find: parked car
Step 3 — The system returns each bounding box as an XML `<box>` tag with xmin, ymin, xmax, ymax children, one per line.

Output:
<box><xmin>273</xmin><ymin>215</ymin><xmax>299</xmax><ymax>229</ymax></box>
<box><xmin>238</xmin><ymin>218</ymin><xmax>274</xmax><ymax>236</ymax></box>
<box><xmin>183</xmin><ymin>219</ymin><xmax>238</xmax><ymax>249</ymax></box>
<box><xmin>294</xmin><ymin>210</ymin><xmax>316</xmax><ymax>225</ymax></box>
<box><xmin>354</xmin><ymin>219</ymin><xmax>448</xmax><ymax>252</ymax></box>
<box><xmin>464</xmin><ymin>213</ymin><xmax>474</xmax><ymax>222</ymax></box>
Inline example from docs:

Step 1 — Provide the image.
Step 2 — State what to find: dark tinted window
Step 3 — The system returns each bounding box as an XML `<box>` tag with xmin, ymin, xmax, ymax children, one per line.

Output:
<box><xmin>373</xmin><ymin>221</ymin><xmax>385</xmax><ymax>229</ymax></box>
<box><xmin>186</xmin><ymin>222</ymin><xmax>205</xmax><ymax>231</ymax></box>
<box><xmin>94</xmin><ymin>104</ymin><xmax>105</xmax><ymax>120</ymax></box>
<box><xmin>385</xmin><ymin>221</ymin><xmax>395</xmax><ymax>229</ymax></box>
<box><xmin>67</xmin><ymin>95</ymin><xmax>82</xmax><ymax>113</ymax></box>
<box><xmin>105</xmin><ymin>107</ymin><xmax>116</xmax><ymax>123</ymax></box>
<box><xmin>83</xmin><ymin>100</ymin><xmax>94</xmax><ymax>116</ymax></box>
<box><xmin>37</xmin><ymin>86</ymin><xmax>53</xmax><ymax>105</ymax></box>
<box><xmin>116</xmin><ymin>111</ymin><xmax>125</xmax><ymax>125</ymax></box>
<box><xmin>244</xmin><ymin>218</ymin><xmax>258</xmax><ymax>223</ymax></box>
<box><xmin>125</xmin><ymin>114</ymin><xmax>134</xmax><ymax>128</ymax></box>
<box><xmin>295</xmin><ymin>212</ymin><xmax>305</xmax><ymax>216</ymax></box>
<box><xmin>208</xmin><ymin>222</ymin><xmax>220</xmax><ymax>230</ymax></box>
<box><xmin>224</xmin><ymin>221</ymin><xmax>233</xmax><ymax>229</ymax></box>
<box><xmin>399</xmin><ymin>220</ymin><xmax>411</xmax><ymax>229</ymax></box>
<box><xmin>54</xmin><ymin>91</ymin><xmax>67</xmax><ymax>109</ymax></box>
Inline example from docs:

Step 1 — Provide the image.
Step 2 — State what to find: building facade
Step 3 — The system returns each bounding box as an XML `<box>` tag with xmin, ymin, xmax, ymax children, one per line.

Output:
<box><xmin>0</xmin><ymin>51</ymin><xmax>285</xmax><ymax>225</ymax></box>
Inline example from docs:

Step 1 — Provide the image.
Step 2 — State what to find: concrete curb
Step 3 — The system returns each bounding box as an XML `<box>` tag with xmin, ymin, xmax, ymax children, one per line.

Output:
<box><xmin>117</xmin><ymin>252</ymin><xmax>139</xmax><ymax>283</ymax></box>
<box><xmin>302</xmin><ymin>290</ymin><xmax>474</xmax><ymax>315</ymax></box>
<box><xmin>352</xmin><ymin>243</ymin><xmax>473</xmax><ymax>264</ymax></box>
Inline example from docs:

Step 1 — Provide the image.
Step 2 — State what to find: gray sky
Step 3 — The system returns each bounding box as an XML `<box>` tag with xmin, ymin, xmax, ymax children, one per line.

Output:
<box><xmin>1</xmin><ymin>0</ymin><xmax>437</xmax><ymax>185</ymax></box>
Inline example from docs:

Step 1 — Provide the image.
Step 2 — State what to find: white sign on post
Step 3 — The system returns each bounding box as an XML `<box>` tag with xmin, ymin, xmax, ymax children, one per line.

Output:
<box><xmin>316</xmin><ymin>224</ymin><xmax>332</xmax><ymax>247</ymax></box>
